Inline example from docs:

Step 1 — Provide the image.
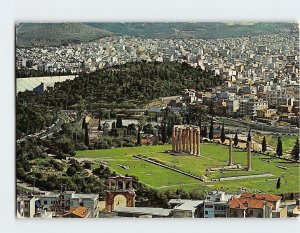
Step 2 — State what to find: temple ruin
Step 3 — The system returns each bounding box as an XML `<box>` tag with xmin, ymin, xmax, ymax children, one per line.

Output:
<box><xmin>172</xmin><ymin>125</ymin><xmax>200</xmax><ymax>155</ymax></box>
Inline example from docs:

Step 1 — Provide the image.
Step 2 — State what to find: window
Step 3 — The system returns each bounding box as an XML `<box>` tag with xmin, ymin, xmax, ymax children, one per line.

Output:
<box><xmin>249</xmin><ymin>210</ymin><xmax>253</xmax><ymax>216</ymax></box>
<box><xmin>44</xmin><ymin>200</ymin><xmax>48</xmax><ymax>205</ymax></box>
<box><xmin>24</xmin><ymin>204</ymin><xmax>29</xmax><ymax>208</ymax></box>
<box><xmin>205</xmin><ymin>211</ymin><xmax>208</xmax><ymax>215</ymax></box>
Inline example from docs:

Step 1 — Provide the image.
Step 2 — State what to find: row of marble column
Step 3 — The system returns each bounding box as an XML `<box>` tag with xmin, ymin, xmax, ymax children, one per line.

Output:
<box><xmin>172</xmin><ymin>126</ymin><xmax>200</xmax><ymax>155</ymax></box>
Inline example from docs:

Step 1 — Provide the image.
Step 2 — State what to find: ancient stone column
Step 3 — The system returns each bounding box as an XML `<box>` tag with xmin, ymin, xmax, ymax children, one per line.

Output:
<box><xmin>174</xmin><ymin>127</ymin><xmax>178</xmax><ymax>153</ymax></box>
<box><xmin>182</xmin><ymin>128</ymin><xmax>186</xmax><ymax>153</ymax></box>
<box><xmin>193</xmin><ymin>128</ymin><xmax>197</xmax><ymax>155</ymax></box>
<box><xmin>186</xmin><ymin>127</ymin><xmax>190</xmax><ymax>153</ymax></box>
<box><xmin>189</xmin><ymin>128</ymin><xmax>192</xmax><ymax>154</ymax></box>
<box><xmin>228</xmin><ymin>137</ymin><xmax>233</xmax><ymax>165</ymax></box>
<box><xmin>247</xmin><ymin>142</ymin><xmax>252</xmax><ymax>171</ymax></box>
<box><xmin>178</xmin><ymin>128</ymin><xmax>182</xmax><ymax>153</ymax></box>
<box><xmin>196</xmin><ymin>128</ymin><xmax>200</xmax><ymax>155</ymax></box>
<box><xmin>172</xmin><ymin>126</ymin><xmax>176</xmax><ymax>152</ymax></box>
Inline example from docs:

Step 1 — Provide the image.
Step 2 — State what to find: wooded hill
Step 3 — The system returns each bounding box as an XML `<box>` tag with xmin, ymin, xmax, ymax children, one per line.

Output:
<box><xmin>17</xmin><ymin>62</ymin><xmax>223</xmax><ymax>110</ymax></box>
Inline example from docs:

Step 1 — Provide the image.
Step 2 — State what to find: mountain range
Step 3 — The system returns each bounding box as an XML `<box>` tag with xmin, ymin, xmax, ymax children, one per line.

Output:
<box><xmin>16</xmin><ymin>22</ymin><xmax>297</xmax><ymax>47</ymax></box>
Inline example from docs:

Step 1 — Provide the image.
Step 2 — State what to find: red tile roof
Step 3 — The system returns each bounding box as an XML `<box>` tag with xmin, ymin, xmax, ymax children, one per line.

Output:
<box><xmin>68</xmin><ymin>206</ymin><xmax>90</xmax><ymax>218</ymax></box>
<box><xmin>240</xmin><ymin>193</ymin><xmax>282</xmax><ymax>202</ymax></box>
<box><xmin>229</xmin><ymin>197</ymin><xmax>273</xmax><ymax>209</ymax></box>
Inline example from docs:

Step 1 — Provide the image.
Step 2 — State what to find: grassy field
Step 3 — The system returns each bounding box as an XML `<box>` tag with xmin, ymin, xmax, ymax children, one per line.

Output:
<box><xmin>76</xmin><ymin>143</ymin><xmax>299</xmax><ymax>194</ymax></box>
<box><xmin>254</xmin><ymin>134</ymin><xmax>298</xmax><ymax>154</ymax></box>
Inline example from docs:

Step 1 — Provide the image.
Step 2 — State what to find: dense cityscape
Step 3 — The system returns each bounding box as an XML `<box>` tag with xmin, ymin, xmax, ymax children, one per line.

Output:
<box><xmin>16</xmin><ymin>22</ymin><xmax>299</xmax><ymax>219</ymax></box>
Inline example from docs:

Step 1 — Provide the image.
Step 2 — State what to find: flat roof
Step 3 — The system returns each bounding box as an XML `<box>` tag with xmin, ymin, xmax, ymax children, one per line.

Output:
<box><xmin>174</xmin><ymin>200</ymin><xmax>204</xmax><ymax>211</ymax></box>
<box><xmin>168</xmin><ymin>199</ymin><xmax>193</xmax><ymax>205</ymax></box>
<box><xmin>114</xmin><ymin>207</ymin><xmax>172</xmax><ymax>216</ymax></box>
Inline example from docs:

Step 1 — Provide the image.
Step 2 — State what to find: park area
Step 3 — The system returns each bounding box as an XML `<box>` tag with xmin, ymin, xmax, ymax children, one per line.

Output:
<box><xmin>75</xmin><ymin>143</ymin><xmax>299</xmax><ymax>194</ymax></box>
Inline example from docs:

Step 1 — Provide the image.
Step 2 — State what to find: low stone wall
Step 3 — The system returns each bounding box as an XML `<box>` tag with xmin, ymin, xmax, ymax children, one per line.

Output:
<box><xmin>133</xmin><ymin>154</ymin><xmax>204</xmax><ymax>181</ymax></box>
<box><xmin>212</xmin><ymin>173</ymin><xmax>273</xmax><ymax>181</ymax></box>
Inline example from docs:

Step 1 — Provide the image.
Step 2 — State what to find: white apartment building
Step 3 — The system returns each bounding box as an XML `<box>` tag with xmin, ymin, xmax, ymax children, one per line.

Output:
<box><xmin>247</xmin><ymin>99</ymin><xmax>269</xmax><ymax>117</ymax></box>
<box><xmin>203</xmin><ymin>191</ymin><xmax>236</xmax><ymax>218</ymax></box>
<box><xmin>17</xmin><ymin>196</ymin><xmax>36</xmax><ymax>218</ymax></box>
<box><xmin>37</xmin><ymin>191</ymin><xmax>99</xmax><ymax>218</ymax></box>
<box><xmin>266</xmin><ymin>91</ymin><xmax>294</xmax><ymax>107</ymax></box>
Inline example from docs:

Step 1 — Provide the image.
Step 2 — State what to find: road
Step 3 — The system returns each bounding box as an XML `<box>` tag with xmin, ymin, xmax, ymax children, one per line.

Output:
<box><xmin>215</xmin><ymin>116</ymin><xmax>299</xmax><ymax>135</ymax></box>
<box><xmin>17</xmin><ymin>118</ymin><xmax>64</xmax><ymax>144</ymax></box>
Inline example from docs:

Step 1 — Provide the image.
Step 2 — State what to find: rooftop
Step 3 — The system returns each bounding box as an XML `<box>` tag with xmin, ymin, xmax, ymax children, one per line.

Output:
<box><xmin>229</xmin><ymin>197</ymin><xmax>273</xmax><ymax>209</ymax></box>
<box><xmin>65</xmin><ymin>206</ymin><xmax>90</xmax><ymax>218</ymax></box>
<box><xmin>240</xmin><ymin>193</ymin><xmax>281</xmax><ymax>202</ymax></box>
<box><xmin>174</xmin><ymin>200</ymin><xmax>204</xmax><ymax>211</ymax></box>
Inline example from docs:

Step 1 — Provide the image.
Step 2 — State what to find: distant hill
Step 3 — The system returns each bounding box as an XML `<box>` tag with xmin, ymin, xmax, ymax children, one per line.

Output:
<box><xmin>87</xmin><ymin>22</ymin><xmax>296</xmax><ymax>39</ymax></box>
<box><xmin>16</xmin><ymin>23</ymin><xmax>113</xmax><ymax>47</ymax></box>
<box><xmin>16</xmin><ymin>22</ymin><xmax>297</xmax><ymax>47</ymax></box>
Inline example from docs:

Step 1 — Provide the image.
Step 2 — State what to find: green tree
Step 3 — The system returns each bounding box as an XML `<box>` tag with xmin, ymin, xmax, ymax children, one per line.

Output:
<box><xmin>220</xmin><ymin>122</ymin><xmax>225</xmax><ymax>144</ymax></box>
<box><xmin>83</xmin><ymin>161</ymin><xmax>91</xmax><ymax>169</ymax></box>
<box><xmin>276</xmin><ymin>136</ymin><xmax>283</xmax><ymax>157</ymax></box>
<box><xmin>247</xmin><ymin>130</ymin><xmax>252</xmax><ymax>142</ymax></box>
<box><xmin>127</xmin><ymin>123</ymin><xmax>137</xmax><ymax>135</ymax></box>
<box><xmin>116</xmin><ymin>115</ymin><xmax>123</xmax><ymax>128</ymax></box>
<box><xmin>262</xmin><ymin>136</ymin><xmax>267</xmax><ymax>153</ymax></box>
<box><xmin>234</xmin><ymin>132</ymin><xmax>239</xmax><ymax>147</ymax></box>
<box><xmin>82</xmin><ymin>117</ymin><xmax>86</xmax><ymax>129</ymax></box>
<box><xmin>136</xmin><ymin>126</ymin><xmax>141</xmax><ymax>146</ymax></box>
<box><xmin>84</xmin><ymin>124</ymin><xmax>89</xmax><ymax>147</ymax></box>
<box><xmin>143</xmin><ymin>123</ymin><xmax>154</xmax><ymax>135</ymax></box>
<box><xmin>66</xmin><ymin>166</ymin><xmax>77</xmax><ymax>176</ymax></box>
<box><xmin>202</xmin><ymin>125</ymin><xmax>208</xmax><ymax>138</ymax></box>
<box><xmin>97</xmin><ymin>118</ymin><xmax>101</xmax><ymax>131</ymax></box>
<box><xmin>291</xmin><ymin>138</ymin><xmax>299</xmax><ymax>161</ymax></box>
<box><xmin>161</xmin><ymin>123</ymin><xmax>167</xmax><ymax>144</ymax></box>
<box><xmin>276</xmin><ymin>178</ymin><xmax>281</xmax><ymax>189</ymax></box>
<box><xmin>209</xmin><ymin>117</ymin><xmax>214</xmax><ymax>140</ymax></box>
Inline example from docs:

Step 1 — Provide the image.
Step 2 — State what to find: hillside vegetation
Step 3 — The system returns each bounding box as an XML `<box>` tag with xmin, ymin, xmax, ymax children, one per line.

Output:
<box><xmin>16</xmin><ymin>23</ymin><xmax>113</xmax><ymax>47</ymax></box>
<box><xmin>17</xmin><ymin>62</ymin><xmax>223</xmax><ymax>110</ymax></box>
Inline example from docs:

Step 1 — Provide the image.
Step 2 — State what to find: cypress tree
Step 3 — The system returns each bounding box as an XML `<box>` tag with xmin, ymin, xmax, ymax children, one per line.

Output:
<box><xmin>220</xmin><ymin>122</ymin><xmax>225</xmax><ymax>144</ymax></box>
<box><xmin>209</xmin><ymin>118</ymin><xmax>214</xmax><ymax>140</ymax></box>
<box><xmin>247</xmin><ymin>130</ymin><xmax>251</xmax><ymax>142</ymax></box>
<box><xmin>84</xmin><ymin>124</ymin><xmax>89</xmax><ymax>147</ymax></box>
<box><xmin>162</xmin><ymin>123</ymin><xmax>167</xmax><ymax>144</ymax></box>
<box><xmin>262</xmin><ymin>136</ymin><xmax>267</xmax><ymax>153</ymax></box>
<box><xmin>137</xmin><ymin>126</ymin><xmax>141</xmax><ymax>146</ymax></box>
<box><xmin>234</xmin><ymin>132</ymin><xmax>239</xmax><ymax>147</ymax></box>
<box><xmin>276</xmin><ymin>136</ymin><xmax>283</xmax><ymax>157</ymax></box>
<box><xmin>82</xmin><ymin>117</ymin><xmax>86</xmax><ymax>129</ymax></box>
<box><xmin>291</xmin><ymin>138</ymin><xmax>299</xmax><ymax>161</ymax></box>
<box><xmin>276</xmin><ymin>178</ymin><xmax>281</xmax><ymax>189</ymax></box>
<box><xmin>116</xmin><ymin>115</ymin><xmax>123</xmax><ymax>128</ymax></box>
<box><xmin>97</xmin><ymin>118</ymin><xmax>101</xmax><ymax>131</ymax></box>
<box><xmin>203</xmin><ymin>125</ymin><xmax>208</xmax><ymax>138</ymax></box>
